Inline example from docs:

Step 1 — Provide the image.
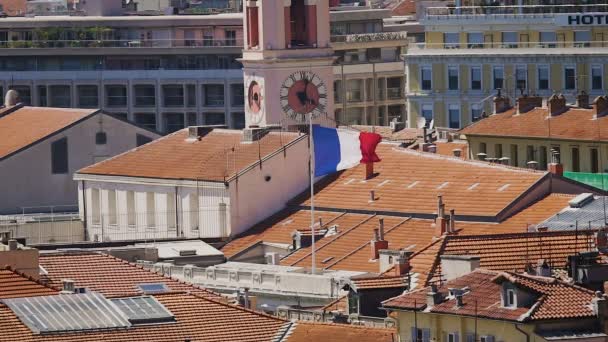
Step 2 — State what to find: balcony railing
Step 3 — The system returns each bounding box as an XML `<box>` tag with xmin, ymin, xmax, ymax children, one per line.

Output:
<box><xmin>0</xmin><ymin>38</ymin><xmax>244</xmax><ymax>49</ymax></box>
<box><xmin>425</xmin><ymin>4</ymin><xmax>608</xmax><ymax>19</ymax></box>
<box><xmin>411</xmin><ymin>40</ymin><xmax>607</xmax><ymax>50</ymax></box>
<box><xmin>387</xmin><ymin>87</ymin><xmax>403</xmax><ymax>99</ymax></box>
<box><xmin>330</xmin><ymin>31</ymin><xmax>407</xmax><ymax>43</ymax></box>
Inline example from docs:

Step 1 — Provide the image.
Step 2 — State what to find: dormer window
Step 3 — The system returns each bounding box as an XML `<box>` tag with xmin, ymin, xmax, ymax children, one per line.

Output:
<box><xmin>506</xmin><ymin>288</ymin><xmax>516</xmax><ymax>307</ymax></box>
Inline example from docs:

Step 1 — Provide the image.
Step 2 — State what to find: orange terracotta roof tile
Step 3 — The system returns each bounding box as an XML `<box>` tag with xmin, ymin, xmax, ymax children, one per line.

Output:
<box><xmin>435</xmin><ymin>141</ymin><xmax>469</xmax><ymax>159</ymax></box>
<box><xmin>38</xmin><ymin>252</ymin><xmax>221</xmax><ymax>299</ymax></box>
<box><xmin>348</xmin><ymin>125</ymin><xmax>420</xmax><ymax>142</ymax></box>
<box><xmin>321</xmin><ymin>295</ymin><xmax>348</xmax><ymax>312</ymax></box>
<box><xmin>305</xmin><ymin>144</ymin><xmax>547</xmax><ymax>217</ymax></box>
<box><xmin>78</xmin><ymin>129</ymin><xmax>303</xmax><ymax>181</ymax></box>
<box><xmin>0</xmin><ymin>0</ymin><xmax>26</xmax><ymax>16</ymax></box>
<box><xmin>350</xmin><ymin>275</ymin><xmax>409</xmax><ymax>290</ymax></box>
<box><xmin>0</xmin><ymin>106</ymin><xmax>96</xmax><ymax>160</ymax></box>
<box><xmin>460</xmin><ymin>105</ymin><xmax>608</xmax><ymax>142</ymax></box>
<box><xmin>383</xmin><ymin>269</ymin><xmax>596</xmax><ymax>322</ymax></box>
<box><xmin>0</xmin><ymin>292</ymin><xmax>289</xmax><ymax>342</ymax></box>
<box><xmin>0</xmin><ymin>268</ymin><xmax>58</xmax><ymax>299</ymax></box>
<box><xmin>391</xmin><ymin>0</ymin><xmax>417</xmax><ymax>15</ymax></box>
<box><xmin>287</xmin><ymin>321</ymin><xmax>396</xmax><ymax>342</ymax></box>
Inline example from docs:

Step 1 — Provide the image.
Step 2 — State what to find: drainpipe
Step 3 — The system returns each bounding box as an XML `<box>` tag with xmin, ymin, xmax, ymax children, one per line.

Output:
<box><xmin>514</xmin><ymin>324</ymin><xmax>530</xmax><ymax>342</ymax></box>
<box><xmin>81</xmin><ymin>180</ymin><xmax>88</xmax><ymax>240</ymax></box>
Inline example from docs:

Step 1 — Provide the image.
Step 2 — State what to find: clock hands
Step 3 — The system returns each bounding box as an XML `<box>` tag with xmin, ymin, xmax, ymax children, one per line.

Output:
<box><xmin>296</xmin><ymin>77</ymin><xmax>317</xmax><ymax>111</ymax></box>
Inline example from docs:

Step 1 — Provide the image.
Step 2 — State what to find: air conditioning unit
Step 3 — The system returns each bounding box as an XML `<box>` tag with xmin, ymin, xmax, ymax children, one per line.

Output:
<box><xmin>265</xmin><ymin>252</ymin><xmax>279</xmax><ymax>265</ymax></box>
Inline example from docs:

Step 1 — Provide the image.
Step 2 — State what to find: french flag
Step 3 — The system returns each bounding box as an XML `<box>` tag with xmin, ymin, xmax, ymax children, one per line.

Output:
<box><xmin>313</xmin><ymin>126</ymin><xmax>382</xmax><ymax>177</ymax></box>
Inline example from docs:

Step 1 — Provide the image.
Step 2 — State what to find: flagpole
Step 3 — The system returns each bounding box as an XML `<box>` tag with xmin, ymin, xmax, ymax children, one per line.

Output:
<box><xmin>309</xmin><ymin>114</ymin><xmax>316</xmax><ymax>275</ymax></box>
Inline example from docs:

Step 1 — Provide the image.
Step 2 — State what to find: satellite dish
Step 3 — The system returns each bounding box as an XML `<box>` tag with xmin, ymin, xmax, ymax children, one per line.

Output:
<box><xmin>429</xmin><ymin>119</ymin><xmax>435</xmax><ymax>130</ymax></box>
<box><xmin>416</xmin><ymin>117</ymin><xmax>426</xmax><ymax>129</ymax></box>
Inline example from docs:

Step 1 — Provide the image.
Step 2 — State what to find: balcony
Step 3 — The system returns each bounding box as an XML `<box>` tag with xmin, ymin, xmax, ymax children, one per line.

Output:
<box><xmin>409</xmin><ymin>40</ymin><xmax>608</xmax><ymax>52</ymax></box>
<box><xmin>387</xmin><ymin>87</ymin><xmax>403</xmax><ymax>100</ymax></box>
<box><xmin>0</xmin><ymin>38</ymin><xmax>244</xmax><ymax>50</ymax></box>
<box><xmin>330</xmin><ymin>31</ymin><xmax>407</xmax><ymax>44</ymax></box>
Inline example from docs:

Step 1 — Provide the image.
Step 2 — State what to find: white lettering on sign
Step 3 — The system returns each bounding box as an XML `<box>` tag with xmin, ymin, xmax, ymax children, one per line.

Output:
<box><xmin>556</xmin><ymin>13</ymin><xmax>608</xmax><ymax>26</ymax></box>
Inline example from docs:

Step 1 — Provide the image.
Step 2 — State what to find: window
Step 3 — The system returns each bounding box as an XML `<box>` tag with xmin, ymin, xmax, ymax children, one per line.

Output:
<box><xmin>538</xmin><ymin>66</ymin><xmax>549</xmax><ymax>90</ymax></box>
<box><xmin>108</xmin><ymin>190</ymin><xmax>117</xmax><ymax>226</ymax></box>
<box><xmin>146</xmin><ymin>192</ymin><xmax>156</xmax><ymax>228</ymax></box>
<box><xmin>366</xmin><ymin>48</ymin><xmax>381</xmax><ymax>61</ymax></box>
<box><xmin>136</xmin><ymin>134</ymin><xmax>153</xmax><ymax>147</ymax></box>
<box><xmin>506</xmin><ymin>289</ymin><xmax>516</xmax><ymax>307</ymax></box>
<box><xmin>448</xmin><ymin>66</ymin><xmax>459</xmax><ymax>90</ymax></box>
<box><xmin>230</xmin><ymin>84</ymin><xmax>244</xmax><ymax>106</ymax></box>
<box><xmin>135</xmin><ymin>113</ymin><xmax>156</xmax><ymax>131</ymax></box>
<box><xmin>572</xmin><ymin>147</ymin><xmax>580</xmax><ymax>172</ymax></box>
<box><xmin>189</xmin><ymin>194</ymin><xmax>199</xmax><ymax>231</ymax></box>
<box><xmin>510</xmin><ymin>144</ymin><xmax>519</xmax><ymax>167</ymax></box>
<box><xmin>95</xmin><ymin>132</ymin><xmax>107</xmax><ymax>145</ymax></box>
<box><xmin>134</xmin><ymin>85</ymin><xmax>156</xmax><ymax>107</ymax></box>
<box><xmin>540</xmin><ymin>146</ymin><xmax>548</xmax><ymax>170</ymax></box>
<box><xmin>515</xmin><ymin>65</ymin><xmax>527</xmax><ymax>92</ymax></box>
<box><xmin>387</xmin><ymin>77</ymin><xmax>402</xmax><ymax>99</ymax></box>
<box><xmin>471</xmin><ymin>104</ymin><xmax>482</xmax><ymax>122</ymax></box>
<box><xmin>346</xmin><ymin>79</ymin><xmax>363</xmax><ymax>102</ymax></box>
<box><xmin>467</xmin><ymin>32</ymin><xmax>483</xmax><ymax>48</ymax></box>
<box><xmin>411</xmin><ymin>328</ymin><xmax>431</xmax><ymax>342</ymax></box>
<box><xmin>163</xmin><ymin>84</ymin><xmax>184</xmax><ymax>107</ymax></box>
<box><xmin>127</xmin><ymin>191</ymin><xmax>135</xmax><ymax>227</ymax></box>
<box><xmin>164</xmin><ymin>113</ymin><xmax>184</xmax><ymax>133</ymax></box>
<box><xmin>9</xmin><ymin>85</ymin><xmax>31</xmax><ymax>105</ymax></box>
<box><xmin>51</xmin><ymin>137</ymin><xmax>68</xmax><ymax>174</ymax></box>
<box><xmin>565</xmin><ymin>66</ymin><xmax>576</xmax><ymax>90</ymax></box>
<box><xmin>186</xmin><ymin>84</ymin><xmax>196</xmax><ymax>107</ymax></box>
<box><xmin>591</xmin><ymin>148</ymin><xmax>600</xmax><ymax>173</ymax></box>
<box><xmin>204</xmin><ymin>84</ymin><xmax>224</xmax><ymax>106</ymax></box>
<box><xmin>501</xmin><ymin>31</ymin><xmax>517</xmax><ymax>48</ymax></box>
<box><xmin>225</xmin><ymin>29</ymin><xmax>237</xmax><ymax>46</ymax></box>
<box><xmin>421</xmin><ymin>66</ymin><xmax>432</xmax><ymax>90</ymax></box>
<box><xmin>592</xmin><ymin>66</ymin><xmax>603</xmax><ymax>90</ymax></box>
<box><xmin>167</xmin><ymin>193</ymin><xmax>176</xmax><ymax>230</ymax></box>
<box><xmin>187</xmin><ymin>112</ymin><xmax>197</xmax><ymax>126</ymax></box>
<box><xmin>206</xmin><ymin>112</ymin><xmax>225</xmax><ymax>125</ymax></box>
<box><xmin>105</xmin><ymin>85</ymin><xmax>127</xmax><ymax>107</ymax></box>
<box><xmin>526</xmin><ymin>145</ymin><xmax>535</xmax><ymax>162</ymax></box>
<box><xmin>493</xmin><ymin>66</ymin><xmax>504</xmax><ymax>90</ymax></box>
<box><xmin>448</xmin><ymin>333</ymin><xmax>459</xmax><ymax>342</ymax></box>
<box><xmin>91</xmin><ymin>188</ymin><xmax>101</xmax><ymax>225</ymax></box>
<box><xmin>470</xmin><ymin>66</ymin><xmax>481</xmax><ymax>90</ymax></box>
<box><xmin>480</xmin><ymin>336</ymin><xmax>495</xmax><ymax>342</ymax></box>
<box><xmin>574</xmin><ymin>30</ymin><xmax>591</xmax><ymax>47</ymax></box>
<box><xmin>539</xmin><ymin>31</ymin><xmax>557</xmax><ymax>48</ymax></box>
<box><xmin>49</xmin><ymin>85</ymin><xmax>71</xmax><ymax>108</ymax></box>
<box><xmin>444</xmin><ymin>32</ymin><xmax>459</xmax><ymax>48</ymax></box>
<box><xmin>495</xmin><ymin>144</ymin><xmax>503</xmax><ymax>158</ymax></box>
<box><xmin>448</xmin><ymin>104</ymin><xmax>460</xmax><ymax>129</ymax></box>
<box><xmin>77</xmin><ymin>85</ymin><xmax>98</xmax><ymax>108</ymax></box>
<box><xmin>232</xmin><ymin>112</ymin><xmax>245</xmax><ymax>129</ymax></box>
<box><xmin>479</xmin><ymin>142</ymin><xmax>487</xmax><ymax>154</ymax></box>
<box><xmin>421</xmin><ymin>104</ymin><xmax>433</xmax><ymax>126</ymax></box>
<box><xmin>37</xmin><ymin>86</ymin><xmax>47</xmax><ymax>107</ymax></box>
<box><xmin>203</xmin><ymin>29</ymin><xmax>213</xmax><ymax>46</ymax></box>
<box><xmin>552</xmin><ymin>146</ymin><xmax>562</xmax><ymax>164</ymax></box>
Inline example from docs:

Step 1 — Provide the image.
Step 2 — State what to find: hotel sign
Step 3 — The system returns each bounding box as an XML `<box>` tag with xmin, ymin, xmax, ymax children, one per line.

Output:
<box><xmin>555</xmin><ymin>13</ymin><xmax>608</xmax><ymax>26</ymax></box>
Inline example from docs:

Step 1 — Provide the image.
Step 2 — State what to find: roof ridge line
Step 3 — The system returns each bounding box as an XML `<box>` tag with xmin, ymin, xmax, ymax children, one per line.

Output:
<box><xmin>324</xmin><ymin>217</ymin><xmax>411</xmax><ymax>270</ymax></box>
<box><xmin>2</xmin><ymin>266</ymin><xmax>61</xmax><ymax>293</ymax></box>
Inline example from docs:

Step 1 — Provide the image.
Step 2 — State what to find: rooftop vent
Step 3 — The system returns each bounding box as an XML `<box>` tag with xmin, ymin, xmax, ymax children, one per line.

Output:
<box><xmin>569</xmin><ymin>193</ymin><xmax>594</xmax><ymax>208</ymax></box>
<box><xmin>187</xmin><ymin>126</ymin><xmax>217</xmax><ymax>141</ymax></box>
<box><xmin>4</xmin><ymin>89</ymin><xmax>18</xmax><ymax>107</ymax></box>
<box><xmin>178</xmin><ymin>249</ymin><xmax>197</xmax><ymax>257</ymax></box>
<box><xmin>243</xmin><ymin>127</ymin><xmax>270</xmax><ymax>142</ymax></box>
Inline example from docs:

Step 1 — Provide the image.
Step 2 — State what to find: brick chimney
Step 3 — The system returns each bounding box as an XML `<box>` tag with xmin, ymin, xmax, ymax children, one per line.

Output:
<box><xmin>394</xmin><ymin>251</ymin><xmax>412</xmax><ymax>276</ymax></box>
<box><xmin>370</xmin><ymin>219</ymin><xmax>389</xmax><ymax>260</ymax></box>
<box><xmin>448</xmin><ymin>209</ymin><xmax>456</xmax><ymax>234</ymax></box>
<box><xmin>365</xmin><ymin>163</ymin><xmax>374</xmax><ymax>180</ymax></box>
<box><xmin>426</xmin><ymin>284</ymin><xmax>443</xmax><ymax>308</ymax></box>
<box><xmin>548</xmin><ymin>93</ymin><xmax>568</xmax><ymax>117</ymax></box>
<box><xmin>577</xmin><ymin>91</ymin><xmax>590</xmax><ymax>109</ymax></box>
<box><xmin>548</xmin><ymin>149</ymin><xmax>563</xmax><ymax>176</ymax></box>
<box><xmin>1</xmin><ymin>241</ymin><xmax>40</xmax><ymax>280</ymax></box>
<box><xmin>516</xmin><ymin>95</ymin><xmax>543</xmax><ymax>114</ymax></box>
<box><xmin>594</xmin><ymin>95</ymin><xmax>608</xmax><ymax>118</ymax></box>
<box><xmin>493</xmin><ymin>89</ymin><xmax>511</xmax><ymax>114</ymax></box>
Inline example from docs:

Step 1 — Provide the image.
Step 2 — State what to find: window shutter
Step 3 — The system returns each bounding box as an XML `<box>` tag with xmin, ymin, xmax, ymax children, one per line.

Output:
<box><xmin>455</xmin><ymin>333</ymin><xmax>460</xmax><ymax>342</ymax></box>
<box><xmin>411</xmin><ymin>327</ymin><xmax>417</xmax><ymax>342</ymax></box>
<box><xmin>466</xmin><ymin>333</ymin><xmax>475</xmax><ymax>342</ymax></box>
<box><xmin>487</xmin><ymin>336</ymin><xmax>495</xmax><ymax>342</ymax></box>
<box><xmin>422</xmin><ymin>328</ymin><xmax>430</xmax><ymax>342</ymax></box>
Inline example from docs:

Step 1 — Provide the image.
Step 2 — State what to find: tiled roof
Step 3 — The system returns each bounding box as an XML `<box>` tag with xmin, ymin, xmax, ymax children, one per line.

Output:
<box><xmin>348</xmin><ymin>125</ymin><xmax>420</xmax><ymax>142</ymax></box>
<box><xmin>0</xmin><ymin>292</ymin><xmax>289</xmax><ymax>342</ymax></box>
<box><xmin>350</xmin><ymin>275</ymin><xmax>409</xmax><ymax>290</ymax></box>
<box><xmin>286</xmin><ymin>322</ymin><xmax>396</xmax><ymax>342</ymax></box>
<box><xmin>435</xmin><ymin>141</ymin><xmax>469</xmax><ymax>159</ymax></box>
<box><xmin>321</xmin><ymin>295</ymin><xmax>348</xmax><ymax>312</ymax></box>
<box><xmin>304</xmin><ymin>144</ymin><xmax>547</xmax><ymax>217</ymax></box>
<box><xmin>78</xmin><ymin>128</ymin><xmax>302</xmax><ymax>181</ymax></box>
<box><xmin>38</xmin><ymin>252</ymin><xmax>221</xmax><ymax>299</ymax></box>
<box><xmin>460</xmin><ymin>105</ymin><xmax>608</xmax><ymax>142</ymax></box>
<box><xmin>0</xmin><ymin>0</ymin><xmax>26</xmax><ymax>15</ymax></box>
<box><xmin>0</xmin><ymin>268</ymin><xmax>58</xmax><ymax>299</ymax></box>
<box><xmin>391</xmin><ymin>0</ymin><xmax>416</xmax><ymax>15</ymax></box>
<box><xmin>383</xmin><ymin>269</ymin><xmax>596</xmax><ymax>322</ymax></box>
<box><xmin>0</xmin><ymin>106</ymin><xmax>96</xmax><ymax>160</ymax></box>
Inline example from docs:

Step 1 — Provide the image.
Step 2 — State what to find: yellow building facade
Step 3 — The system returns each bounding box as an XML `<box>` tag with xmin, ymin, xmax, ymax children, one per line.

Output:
<box><xmin>405</xmin><ymin>2</ymin><xmax>608</xmax><ymax>129</ymax></box>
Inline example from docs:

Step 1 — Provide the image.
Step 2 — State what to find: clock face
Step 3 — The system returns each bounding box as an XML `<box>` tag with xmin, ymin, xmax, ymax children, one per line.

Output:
<box><xmin>246</xmin><ymin>77</ymin><xmax>264</xmax><ymax>125</ymax></box>
<box><xmin>280</xmin><ymin>71</ymin><xmax>328</xmax><ymax>122</ymax></box>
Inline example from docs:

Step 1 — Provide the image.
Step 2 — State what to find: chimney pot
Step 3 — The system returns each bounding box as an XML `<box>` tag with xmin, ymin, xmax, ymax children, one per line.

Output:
<box><xmin>548</xmin><ymin>163</ymin><xmax>564</xmax><ymax>177</ymax></box>
<box><xmin>493</xmin><ymin>90</ymin><xmax>511</xmax><ymax>114</ymax></box>
<box><xmin>548</xmin><ymin>93</ymin><xmax>568</xmax><ymax>117</ymax></box>
<box><xmin>455</xmin><ymin>294</ymin><xmax>464</xmax><ymax>307</ymax></box>
<box><xmin>394</xmin><ymin>251</ymin><xmax>411</xmax><ymax>276</ymax></box>
<box><xmin>449</xmin><ymin>209</ymin><xmax>455</xmax><ymax>233</ymax></box>
<box><xmin>516</xmin><ymin>95</ymin><xmax>543</xmax><ymax>114</ymax></box>
<box><xmin>365</xmin><ymin>163</ymin><xmax>374</xmax><ymax>180</ymax></box>
<box><xmin>370</xmin><ymin>229</ymin><xmax>389</xmax><ymax>260</ymax></box>
<box><xmin>369</xmin><ymin>190</ymin><xmax>375</xmax><ymax>202</ymax></box>
<box><xmin>7</xmin><ymin>239</ymin><xmax>18</xmax><ymax>251</ymax></box>
<box><xmin>379</xmin><ymin>218</ymin><xmax>385</xmax><ymax>241</ymax></box>
<box><xmin>4</xmin><ymin>89</ymin><xmax>19</xmax><ymax>107</ymax></box>
<box><xmin>594</xmin><ymin>96</ymin><xmax>608</xmax><ymax>118</ymax></box>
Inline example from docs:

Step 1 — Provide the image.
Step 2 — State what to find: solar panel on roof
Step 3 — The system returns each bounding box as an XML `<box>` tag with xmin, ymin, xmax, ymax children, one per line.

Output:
<box><xmin>137</xmin><ymin>283</ymin><xmax>170</xmax><ymax>294</ymax></box>
<box><xmin>2</xmin><ymin>292</ymin><xmax>131</xmax><ymax>334</ymax></box>
<box><xmin>110</xmin><ymin>296</ymin><xmax>175</xmax><ymax>325</ymax></box>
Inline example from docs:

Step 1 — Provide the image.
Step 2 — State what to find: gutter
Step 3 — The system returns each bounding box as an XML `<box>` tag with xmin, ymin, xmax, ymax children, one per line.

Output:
<box><xmin>514</xmin><ymin>324</ymin><xmax>530</xmax><ymax>342</ymax></box>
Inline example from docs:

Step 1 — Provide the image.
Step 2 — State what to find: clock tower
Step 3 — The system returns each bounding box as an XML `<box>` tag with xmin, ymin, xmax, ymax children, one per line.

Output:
<box><xmin>242</xmin><ymin>0</ymin><xmax>335</xmax><ymax>128</ymax></box>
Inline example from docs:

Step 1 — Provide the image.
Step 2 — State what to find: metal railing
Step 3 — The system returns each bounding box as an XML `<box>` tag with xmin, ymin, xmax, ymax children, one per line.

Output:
<box><xmin>387</xmin><ymin>87</ymin><xmax>403</xmax><ymax>99</ymax></box>
<box><xmin>330</xmin><ymin>31</ymin><xmax>408</xmax><ymax>43</ymax></box>
<box><xmin>425</xmin><ymin>4</ymin><xmax>608</xmax><ymax>18</ymax></box>
<box><xmin>0</xmin><ymin>38</ymin><xmax>244</xmax><ymax>49</ymax></box>
<box><xmin>411</xmin><ymin>40</ymin><xmax>608</xmax><ymax>50</ymax></box>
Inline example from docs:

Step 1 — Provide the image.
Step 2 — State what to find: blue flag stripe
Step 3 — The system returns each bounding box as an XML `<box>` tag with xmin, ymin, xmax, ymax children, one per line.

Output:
<box><xmin>313</xmin><ymin>125</ymin><xmax>342</xmax><ymax>177</ymax></box>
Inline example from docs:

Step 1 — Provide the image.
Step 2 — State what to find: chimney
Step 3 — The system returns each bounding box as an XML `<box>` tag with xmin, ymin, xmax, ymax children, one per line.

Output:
<box><xmin>369</xmin><ymin>190</ymin><xmax>376</xmax><ymax>202</ymax></box>
<box><xmin>437</xmin><ymin>195</ymin><xmax>444</xmax><ymax>218</ymax></box>
<box><xmin>455</xmin><ymin>293</ymin><xmax>464</xmax><ymax>307</ymax></box>
<box><xmin>493</xmin><ymin>89</ymin><xmax>511</xmax><ymax>114</ymax></box>
<box><xmin>536</xmin><ymin>259</ymin><xmax>552</xmax><ymax>277</ymax></box>
<box><xmin>4</xmin><ymin>89</ymin><xmax>19</xmax><ymax>107</ymax></box>
<box><xmin>61</xmin><ymin>279</ymin><xmax>75</xmax><ymax>293</ymax></box>
<box><xmin>394</xmin><ymin>251</ymin><xmax>412</xmax><ymax>276</ymax></box>
<box><xmin>440</xmin><ymin>255</ymin><xmax>481</xmax><ymax>281</ymax></box>
<box><xmin>243</xmin><ymin>126</ymin><xmax>270</xmax><ymax>142</ymax></box>
<box><xmin>548</xmin><ymin>93</ymin><xmax>568</xmax><ymax>117</ymax></box>
<box><xmin>187</xmin><ymin>126</ymin><xmax>215</xmax><ymax>141</ymax></box>
<box><xmin>577</xmin><ymin>91</ymin><xmax>590</xmax><ymax>109</ymax></box>
<box><xmin>434</xmin><ymin>215</ymin><xmax>448</xmax><ymax>237</ymax></box>
<box><xmin>548</xmin><ymin>162</ymin><xmax>564</xmax><ymax>177</ymax></box>
<box><xmin>370</xmin><ymin>227</ymin><xmax>389</xmax><ymax>260</ymax></box>
<box><xmin>448</xmin><ymin>209</ymin><xmax>456</xmax><ymax>234</ymax></box>
<box><xmin>594</xmin><ymin>95</ymin><xmax>608</xmax><ymax>118</ymax></box>
<box><xmin>379</xmin><ymin>218</ymin><xmax>385</xmax><ymax>241</ymax></box>
<box><xmin>596</xmin><ymin>229</ymin><xmax>608</xmax><ymax>251</ymax></box>
<box><xmin>365</xmin><ymin>163</ymin><xmax>374</xmax><ymax>180</ymax></box>
<box><xmin>1</xmin><ymin>243</ymin><xmax>39</xmax><ymax>280</ymax></box>
<box><xmin>426</xmin><ymin>284</ymin><xmax>443</xmax><ymax>308</ymax></box>
<box><xmin>592</xmin><ymin>291</ymin><xmax>607</xmax><ymax>327</ymax></box>
<box><xmin>516</xmin><ymin>95</ymin><xmax>543</xmax><ymax>114</ymax></box>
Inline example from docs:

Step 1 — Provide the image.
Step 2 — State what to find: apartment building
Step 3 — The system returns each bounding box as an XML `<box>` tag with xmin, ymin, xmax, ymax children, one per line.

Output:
<box><xmin>405</xmin><ymin>0</ymin><xmax>608</xmax><ymax>129</ymax></box>
<box><xmin>0</xmin><ymin>14</ymin><xmax>246</xmax><ymax>133</ymax></box>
